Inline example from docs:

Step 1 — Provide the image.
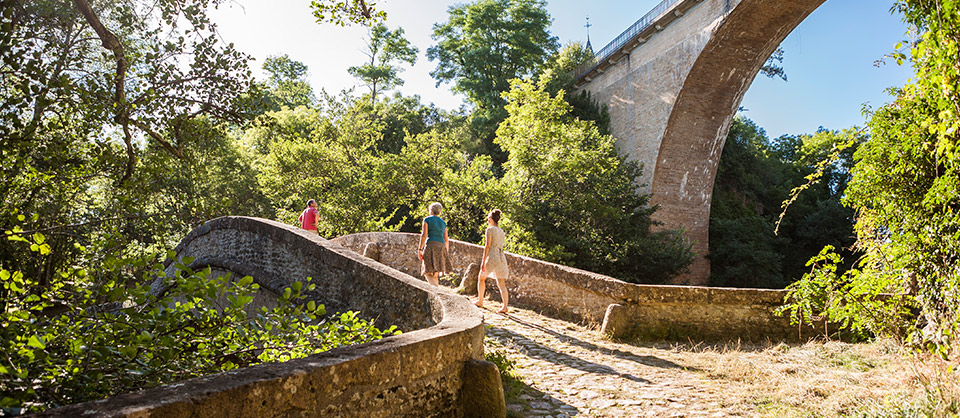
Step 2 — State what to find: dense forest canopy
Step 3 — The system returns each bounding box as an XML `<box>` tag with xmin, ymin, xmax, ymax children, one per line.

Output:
<box><xmin>1</xmin><ymin>0</ymin><xmax>958</xmax><ymax>413</ymax></box>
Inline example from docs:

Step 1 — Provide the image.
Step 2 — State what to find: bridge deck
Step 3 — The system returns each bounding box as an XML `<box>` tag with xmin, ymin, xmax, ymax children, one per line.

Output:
<box><xmin>573</xmin><ymin>0</ymin><xmax>705</xmax><ymax>87</ymax></box>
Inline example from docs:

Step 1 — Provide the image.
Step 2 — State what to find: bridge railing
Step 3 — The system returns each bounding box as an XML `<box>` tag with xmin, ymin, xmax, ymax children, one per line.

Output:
<box><xmin>572</xmin><ymin>0</ymin><xmax>682</xmax><ymax>81</ymax></box>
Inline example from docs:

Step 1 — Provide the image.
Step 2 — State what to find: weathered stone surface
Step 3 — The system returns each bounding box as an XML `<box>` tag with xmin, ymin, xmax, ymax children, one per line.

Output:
<box><xmin>579</xmin><ymin>0</ymin><xmax>827</xmax><ymax>284</ymax></box>
<box><xmin>39</xmin><ymin>217</ymin><xmax>495</xmax><ymax>418</ymax></box>
<box><xmin>459</xmin><ymin>263</ymin><xmax>481</xmax><ymax>295</ymax></box>
<box><xmin>600</xmin><ymin>303</ymin><xmax>630</xmax><ymax>339</ymax></box>
<box><xmin>460</xmin><ymin>359</ymin><xmax>506</xmax><ymax>418</ymax></box>
<box><xmin>362</xmin><ymin>242</ymin><xmax>381</xmax><ymax>261</ymax></box>
<box><xmin>333</xmin><ymin>232</ymin><xmax>826</xmax><ymax>342</ymax></box>
<box><xmin>333</xmin><ymin>232</ymin><xmax>621</xmax><ymax>325</ymax></box>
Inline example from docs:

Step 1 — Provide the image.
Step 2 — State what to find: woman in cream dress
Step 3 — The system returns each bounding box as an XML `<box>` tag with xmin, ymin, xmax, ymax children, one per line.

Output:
<box><xmin>475</xmin><ymin>209</ymin><xmax>510</xmax><ymax>314</ymax></box>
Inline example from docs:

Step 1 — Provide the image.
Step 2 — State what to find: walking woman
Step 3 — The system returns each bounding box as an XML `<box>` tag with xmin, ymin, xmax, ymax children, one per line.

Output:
<box><xmin>475</xmin><ymin>209</ymin><xmax>510</xmax><ymax>314</ymax></box>
<box><xmin>417</xmin><ymin>202</ymin><xmax>451</xmax><ymax>286</ymax></box>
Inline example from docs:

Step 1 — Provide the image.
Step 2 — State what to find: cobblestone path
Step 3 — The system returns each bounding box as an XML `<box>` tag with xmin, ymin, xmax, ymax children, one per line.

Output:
<box><xmin>477</xmin><ymin>302</ymin><xmax>759</xmax><ymax>418</ymax></box>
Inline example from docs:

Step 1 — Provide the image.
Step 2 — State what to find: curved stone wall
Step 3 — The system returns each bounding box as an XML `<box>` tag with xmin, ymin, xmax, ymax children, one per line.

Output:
<box><xmin>333</xmin><ymin>232</ymin><xmax>823</xmax><ymax>342</ymax></box>
<box><xmin>41</xmin><ymin>217</ymin><xmax>502</xmax><ymax>418</ymax></box>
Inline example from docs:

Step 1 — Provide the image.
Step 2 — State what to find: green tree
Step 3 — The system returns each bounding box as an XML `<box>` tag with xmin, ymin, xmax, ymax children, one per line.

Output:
<box><xmin>260</xmin><ymin>54</ymin><xmax>317</xmax><ymax>112</ymax></box>
<box><xmin>348</xmin><ymin>24</ymin><xmax>418</xmax><ymax>104</ymax></box>
<box><xmin>781</xmin><ymin>0</ymin><xmax>960</xmax><ymax>349</ymax></box>
<box><xmin>0</xmin><ymin>0</ymin><xmax>256</xmax><ymax>287</ymax></box>
<box><xmin>495</xmin><ymin>79</ymin><xmax>693</xmax><ymax>282</ymax></box>
<box><xmin>709</xmin><ymin>117</ymin><xmax>859</xmax><ymax>288</ymax></box>
<box><xmin>427</xmin><ymin>0</ymin><xmax>558</xmax><ymax>158</ymax></box>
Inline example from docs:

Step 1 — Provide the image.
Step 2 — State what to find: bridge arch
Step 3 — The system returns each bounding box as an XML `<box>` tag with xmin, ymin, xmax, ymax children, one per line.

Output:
<box><xmin>577</xmin><ymin>0</ymin><xmax>826</xmax><ymax>283</ymax></box>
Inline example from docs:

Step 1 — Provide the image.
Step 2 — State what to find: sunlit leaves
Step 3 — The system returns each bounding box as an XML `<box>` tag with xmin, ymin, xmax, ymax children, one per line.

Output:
<box><xmin>0</xmin><ymin>237</ymin><xmax>400</xmax><ymax>413</ymax></box>
<box><xmin>310</xmin><ymin>0</ymin><xmax>386</xmax><ymax>27</ymax></box>
<box><xmin>782</xmin><ymin>0</ymin><xmax>960</xmax><ymax>350</ymax></box>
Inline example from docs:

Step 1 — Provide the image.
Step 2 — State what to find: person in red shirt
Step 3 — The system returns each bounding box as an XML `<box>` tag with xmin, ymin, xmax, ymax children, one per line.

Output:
<box><xmin>298</xmin><ymin>199</ymin><xmax>320</xmax><ymax>234</ymax></box>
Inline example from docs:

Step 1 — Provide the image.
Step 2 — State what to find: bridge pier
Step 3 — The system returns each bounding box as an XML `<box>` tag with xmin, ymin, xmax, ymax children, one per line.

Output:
<box><xmin>577</xmin><ymin>0</ymin><xmax>826</xmax><ymax>284</ymax></box>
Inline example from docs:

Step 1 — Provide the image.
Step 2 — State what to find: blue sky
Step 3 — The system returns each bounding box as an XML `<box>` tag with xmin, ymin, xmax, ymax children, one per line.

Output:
<box><xmin>209</xmin><ymin>0</ymin><xmax>914</xmax><ymax>139</ymax></box>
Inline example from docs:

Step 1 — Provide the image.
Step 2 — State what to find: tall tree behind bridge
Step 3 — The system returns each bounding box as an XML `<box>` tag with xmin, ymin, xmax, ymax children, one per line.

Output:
<box><xmin>427</xmin><ymin>0</ymin><xmax>559</xmax><ymax>161</ymax></box>
<box><xmin>348</xmin><ymin>23</ymin><xmax>418</xmax><ymax>104</ymax></box>
<box><xmin>260</xmin><ymin>54</ymin><xmax>317</xmax><ymax>111</ymax></box>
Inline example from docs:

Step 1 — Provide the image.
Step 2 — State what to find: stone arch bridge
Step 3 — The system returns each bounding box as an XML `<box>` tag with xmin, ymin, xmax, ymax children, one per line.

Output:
<box><xmin>575</xmin><ymin>0</ymin><xmax>826</xmax><ymax>283</ymax></box>
<box><xmin>43</xmin><ymin>217</ymin><xmax>820</xmax><ymax>417</ymax></box>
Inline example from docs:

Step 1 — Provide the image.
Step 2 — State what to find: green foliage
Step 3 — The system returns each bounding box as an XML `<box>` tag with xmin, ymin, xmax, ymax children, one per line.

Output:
<box><xmin>760</xmin><ymin>47</ymin><xmax>788</xmax><ymax>81</ymax></box>
<box><xmin>3</xmin><ymin>0</ymin><xmax>254</xmax><ymax>182</ymax></box>
<box><xmin>348</xmin><ymin>24</ymin><xmax>418</xmax><ymax>104</ymax></box>
<box><xmin>484</xmin><ymin>349</ymin><xmax>516</xmax><ymax>375</ymax></box>
<box><xmin>427</xmin><ymin>0</ymin><xmax>558</xmax><ymax>111</ymax></box>
<box><xmin>709</xmin><ymin>117</ymin><xmax>860</xmax><ymax>288</ymax></box>
<box><xmin>0</xmin><ymin>0</ymin><xmax>267</xmax><ymax>294</ymax></box>
<box><xmin>779</xmin><ymin>246</ymin><xmax>913</xmax><ymax>340</ymax></box>
<box><xmin>259</xmin><ymin>54</ymin><xmax>317</xmax><ymax>111</ymax></box>
<box><xmin>310</xmin><ymin>0</ymin><xmax>386</xmax><ymax>26</ymax></box>
<box><xmin>255</xmin><ymin>105</ymin><xmax>405</xmax><ymax>236</ymax></box>
<box><xmin>427</xmin><ymin>0</ymin><xmax>559</xmax><ymax>162</ymax></box>
<box><xmin>782</xmin><ymin>0</ymin><xmax>960</xmax><ymax>351</ymax></box>
<box><xmin>1</xmin><ymin>2</ymin><xmax>407</xmax><ymax>412</ymax></box>
<box><xmin>539</xmin><ymin>42</ymin><xmax>610</xmax><ymax>135</ymax></box>
<box><xmin>496</xmin><ymin>79</ymin><xmax>693</xmax><ymax>282</ymax></box>
<box><xmin>425</xmin><ymin>154</ymin><xmax>508</xmax><ymax>243</ymax></box>
<box><xmin>351</xmin><ymin>92</ymin><xmax>449</xmax><ymax>155</ymax></box>
<box><xmin>0</xmin><ymin>232</ymin><xmax>399</xmax><ymax>413</ymax></box>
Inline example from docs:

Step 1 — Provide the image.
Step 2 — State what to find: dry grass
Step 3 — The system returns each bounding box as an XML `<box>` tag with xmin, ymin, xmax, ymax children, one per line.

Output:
<box><xmin>676</xmin><ymin>338</ymin><xmax>960</xmax><ymax>417</ymax></box>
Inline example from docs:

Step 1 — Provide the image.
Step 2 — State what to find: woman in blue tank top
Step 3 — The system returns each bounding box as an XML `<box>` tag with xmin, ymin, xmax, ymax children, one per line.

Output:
<box><xmin>417</xmin><ymin>202</ymin><xmax>451</xmax><ymax>286</ymax></box>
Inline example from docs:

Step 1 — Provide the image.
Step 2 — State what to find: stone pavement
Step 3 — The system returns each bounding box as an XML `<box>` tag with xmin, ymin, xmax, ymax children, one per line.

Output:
<box><xmin>477</xmin><ymin>301</ymin><xmax>760</xmax><ymax>418</ymax></box>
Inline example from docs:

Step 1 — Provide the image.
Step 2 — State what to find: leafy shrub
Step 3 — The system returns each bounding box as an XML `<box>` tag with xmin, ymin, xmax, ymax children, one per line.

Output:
<box><xmin>485</xmin><ymin>349</ymin><xmax>516</xmax><ymax>376</ymax></box>
<box><xmin>0</xmin><ymin>232</ymin><xmax>399</xmax><ymax>413</ymax></box>
<box><xmin>781</xmin><ymin>0</ymin><xmax>960</xmax><ymax>353</ymax></box>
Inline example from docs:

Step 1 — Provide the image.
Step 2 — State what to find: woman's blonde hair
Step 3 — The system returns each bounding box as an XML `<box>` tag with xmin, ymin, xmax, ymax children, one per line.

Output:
<box><xmin>429</xmin><ymin>202</ymin><xmax>442</xmax><ymax>215</ymax></box>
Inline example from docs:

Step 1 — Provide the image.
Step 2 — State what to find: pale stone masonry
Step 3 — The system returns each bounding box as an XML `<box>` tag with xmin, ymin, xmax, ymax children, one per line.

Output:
<box><xmin>333</xmin><ymin>232</ymin><xmax>825</xmax><ymax>342</ymax></box>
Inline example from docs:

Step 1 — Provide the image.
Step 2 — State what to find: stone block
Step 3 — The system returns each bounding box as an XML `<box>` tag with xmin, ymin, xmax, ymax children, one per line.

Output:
<box><xmin>362</xmin><ymin>242</ymin><xmax>380</xmax><ymax>261</ymax></box>
<box><xmin>460</xmin><ymin>359</ymin><xmax>506</xmax><ymax>418</ymax></box>
<box><xmin>458</xmin><ymin>263</ymin><xmax>481</xmax><ymax>295</ymax></box>
<box><xmin>600</xmin><ymin>303</ymin><xmax>630</xmax><ymax>339</ymax></box>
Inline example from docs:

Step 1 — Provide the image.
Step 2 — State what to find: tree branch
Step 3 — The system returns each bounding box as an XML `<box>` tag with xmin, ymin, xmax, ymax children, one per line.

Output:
<box><xmin>129</xmin><ymin>118</ymin><xmax>186</xmax><ymax>159</ymax></box>
<box><xmin>72</xmin><ymin>0</ymin><xmax>127</xmax><ymax>111</ymax></box>
<box><xmin>73</xmin><ymin>0</ymin><xmax>138</xmax><ymax>180</ymax></box>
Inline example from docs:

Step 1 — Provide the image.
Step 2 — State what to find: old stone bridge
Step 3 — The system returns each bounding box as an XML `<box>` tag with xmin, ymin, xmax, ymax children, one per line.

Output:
<box><xmin>575</xmin><ymin>0</ymin><xmax>825</xmax><ymax>283</ymax></box>
<box><xmin>38</xmin><ymin>1</ymin><xmax>844</xmax><ymax>415</ymax></box>
<box><xmin>43</xmin><ymin>217</ymin><xmax>821</xmax><ymax>417</ymax></box>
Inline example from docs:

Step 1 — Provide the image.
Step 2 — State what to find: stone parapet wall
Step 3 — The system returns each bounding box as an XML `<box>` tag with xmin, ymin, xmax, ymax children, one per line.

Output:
<box><xmin>333</xmin><ymin>232</ymin><xmax>820</xmax><ymax>342</ymax></box>
<box><xmin>333</xmin><ymin>232</ymin><xmax>623</xmax><ymax>325</ymax></box>
<box><xmin>41</xmin><ymin>217</ymin><xmax>502</xmax><ymax>418</ymax></box>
